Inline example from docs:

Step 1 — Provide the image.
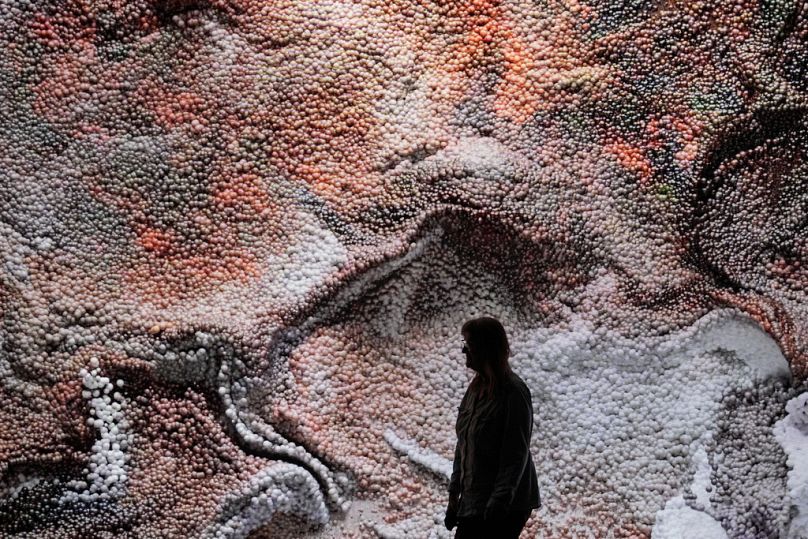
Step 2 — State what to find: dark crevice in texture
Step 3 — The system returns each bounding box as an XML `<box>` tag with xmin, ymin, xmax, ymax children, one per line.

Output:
<box><xmin>696</xmin><ymin>107</ymin><xmax>805</xmax><ymax>205</ymax></box>
<box><xmin>0</xmin><ymin>457</ymin><xmax>136</xmax><ymax>535</ymax></box>
<box><xmin>774</xmin><ymin>0</ymin><xmax>803</xmax><ymax>42</ymax></box>
<box><xmin>687</xmin><ymin>107</ymin><xmax>807</xmax><ymax>291</ymax></box>
<box><xmin>153</xmin><ymin>0</ymin><xmax>243</xmax><ymax>30</ymax></box>
<box><xmin>154</xmin><ymin>0</ymin><xmax>212</xmax><ymax>21</ymax></box>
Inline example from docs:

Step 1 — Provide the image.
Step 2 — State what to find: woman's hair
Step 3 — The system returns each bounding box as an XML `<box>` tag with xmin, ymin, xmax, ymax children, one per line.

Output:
<box><xmin>462</xmin><ymin>316</ymin><xmax>512</xmax><ymax>400</ymax></box>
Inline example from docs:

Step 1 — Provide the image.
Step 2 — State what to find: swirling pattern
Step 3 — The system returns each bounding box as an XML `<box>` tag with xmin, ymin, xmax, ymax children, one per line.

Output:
<box><xmin>0</xmin><ymin>0</ymin><xmax>806</xmax><ymax>537</ymax></box>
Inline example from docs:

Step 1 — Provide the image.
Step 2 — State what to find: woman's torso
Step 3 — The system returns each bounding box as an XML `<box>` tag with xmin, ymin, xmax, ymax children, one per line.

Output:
<box><xmin>455</xmin><ymin>371</ymin><xmax>538</xmax><ymax>517</ymax></box>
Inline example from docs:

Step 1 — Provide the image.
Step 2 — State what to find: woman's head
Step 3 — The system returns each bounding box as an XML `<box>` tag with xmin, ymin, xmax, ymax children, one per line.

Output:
<box><xmin>461</xmin><ymin>316</ymin><xmax>512</xmax><ymax>398</ymax></box>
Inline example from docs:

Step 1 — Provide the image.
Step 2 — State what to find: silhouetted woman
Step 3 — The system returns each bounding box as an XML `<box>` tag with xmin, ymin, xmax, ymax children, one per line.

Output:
<box><xmin>444</xmin><ymin>316</ymin><xmax>541</xmax><ymax>538</ymax></box>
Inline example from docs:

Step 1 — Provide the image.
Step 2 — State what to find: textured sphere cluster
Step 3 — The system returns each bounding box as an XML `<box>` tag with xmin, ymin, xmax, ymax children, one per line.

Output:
<box><xmin>0</xmin><ymin>0</ymin><xmax>806</xmax><ymax>537</ymax></box>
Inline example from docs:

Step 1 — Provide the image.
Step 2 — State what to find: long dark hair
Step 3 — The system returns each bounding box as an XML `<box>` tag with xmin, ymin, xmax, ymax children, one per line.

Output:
<box><xmin>462</xmin><ymin>316</ymin><xmax>513</xmax><ymax>400</ymax></box>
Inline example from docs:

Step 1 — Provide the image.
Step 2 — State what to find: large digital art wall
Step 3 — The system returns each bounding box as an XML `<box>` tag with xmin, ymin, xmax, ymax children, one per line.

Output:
<box><xmin>1</xmin><ymin>1</ymin><xmax>806</xmax><ymax>537</ymax></box>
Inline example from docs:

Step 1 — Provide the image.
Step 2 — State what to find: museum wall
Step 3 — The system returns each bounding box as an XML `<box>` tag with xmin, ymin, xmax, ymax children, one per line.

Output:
<box><xmin>1</xmin><ymin>1</ymin><xmax>806</xmax><ymax>537</ymax></box>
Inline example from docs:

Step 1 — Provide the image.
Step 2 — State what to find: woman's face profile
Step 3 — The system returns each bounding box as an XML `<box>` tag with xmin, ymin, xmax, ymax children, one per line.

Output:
<box><xmin>462</xmin><ymin>335</ymin><xmax>477</xmax><ymax>371</ymax></box>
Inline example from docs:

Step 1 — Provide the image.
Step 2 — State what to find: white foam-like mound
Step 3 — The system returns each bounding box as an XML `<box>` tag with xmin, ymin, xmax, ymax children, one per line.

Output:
<box><xmin>652</xmin><ymin>445</ymin><xmax>727</xmax><ymax>538</ymax></box>
<box><xmin>61</xmin><ymin>358</ymin><xmax>132</xmax><ymax>503</ymax></box>
<box><xmin>774</xmin><ymin>392</ymin><xmax>808</xmax><ymax>539</ymax></box>
<box><xmin>204</xmin><ymin>462</ymin><xmax>330</xmax><ymax>539</ymax></box>
<box><xmin>383</xmin><ymin>427</ymin><xmax>452</xmax><ymax>480</ymax></box>
<box><xmin>652</xmin><ymin>495</ymin><xmax>728</xmax><ymax>539</ymax></box>
<box><xmin>662</xmin><ymin>309</ymin><xmax>792</xmax><ymax>384</ymax></box>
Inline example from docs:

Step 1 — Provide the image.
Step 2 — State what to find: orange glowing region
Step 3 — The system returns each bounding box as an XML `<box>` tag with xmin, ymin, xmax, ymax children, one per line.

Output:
<box><xmin>605</xmin><ymin>140</ymin><xmax>654</xmax><ymax>183</ymax></box>
<box><xmin>137</xmin><ymin>226</ymin><xmax>174</xmax><ymax>255</ymax></box>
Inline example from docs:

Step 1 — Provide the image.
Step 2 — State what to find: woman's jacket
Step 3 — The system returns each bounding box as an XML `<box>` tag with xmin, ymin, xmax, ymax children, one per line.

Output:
<box><xmin>449</xmin><ymin>370</ymin><xmax>541</xmax><ymax>518</ymax></box>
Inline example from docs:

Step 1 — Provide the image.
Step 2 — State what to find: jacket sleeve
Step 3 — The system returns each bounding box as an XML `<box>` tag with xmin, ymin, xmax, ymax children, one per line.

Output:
<box><xmin>449</xmin><ymin>388</ymin><xmax>471</xmax><ymax>497</ymax></box>
<box><xmin>449</xmin><ymin>439</ymin><xmax>462</xmax><ymax>496</ymax></box>
<box><xmin>487</xmin><ymin>387</ymin><xmax>531</xmax><ymax>509</ymax></box>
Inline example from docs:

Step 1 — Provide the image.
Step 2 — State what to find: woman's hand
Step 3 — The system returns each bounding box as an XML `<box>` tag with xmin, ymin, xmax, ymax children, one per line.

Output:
<box><xmin>444</xmin><ymin>493</ymin><xmax>460</xmax><ymax>530</ymax></box>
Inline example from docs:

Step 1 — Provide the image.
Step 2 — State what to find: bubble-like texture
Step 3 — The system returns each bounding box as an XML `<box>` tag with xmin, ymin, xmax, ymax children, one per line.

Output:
<box><xmin>0</xmin><ymin>0</ymin><xmax>806</xmax><ymax>537</ymax></box>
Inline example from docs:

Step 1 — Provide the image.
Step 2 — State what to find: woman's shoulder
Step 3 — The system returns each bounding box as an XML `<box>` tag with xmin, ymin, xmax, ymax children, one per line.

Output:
<box><xmin>505</xmin><ymin>371</ymin><xmax>529</xmax><ymax>390</ymax></box>
<box><xmin>503</xmin><ymin>372</ymin><xmax>532</xmax><ymax>401</ymax></box>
